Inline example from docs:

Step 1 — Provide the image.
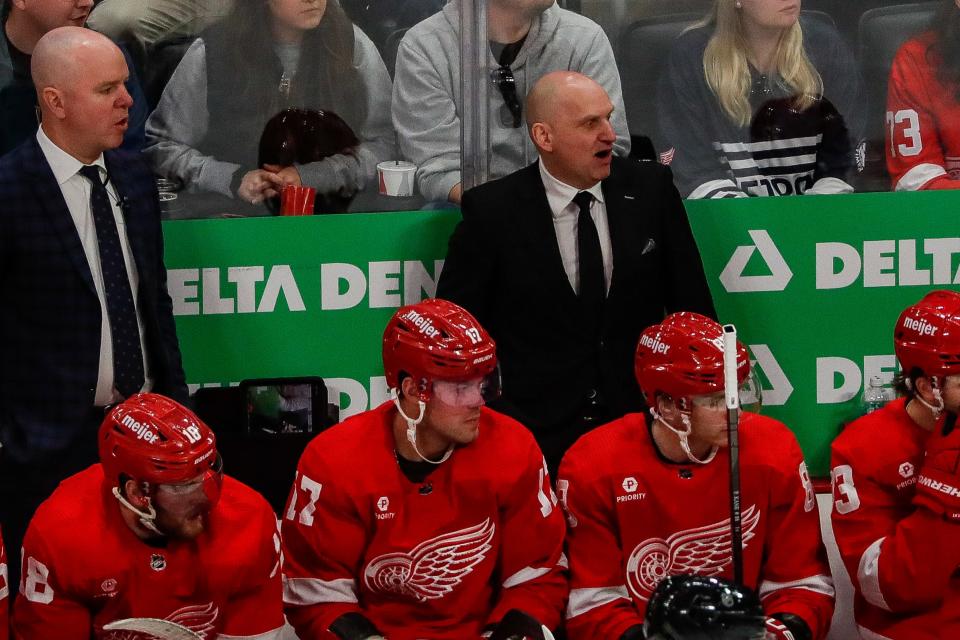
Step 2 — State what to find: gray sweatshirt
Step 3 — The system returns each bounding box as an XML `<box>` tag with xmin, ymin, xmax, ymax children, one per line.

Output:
<box><xmin>393</xmin><ymin>0</ymin><xmax>630</xmax><ymax>202</ymax></box>
<box><xmin>145</xmin><ymin>27</ymin><xmax>395</xmax><ymax>198</ymax></box>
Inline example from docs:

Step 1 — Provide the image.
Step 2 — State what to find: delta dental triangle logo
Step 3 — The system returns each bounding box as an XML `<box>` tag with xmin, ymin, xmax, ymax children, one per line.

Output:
<box><xmin>719</xmin><ymin>230</ymin><xmax>793</xmax><ymax>293</ymax></box>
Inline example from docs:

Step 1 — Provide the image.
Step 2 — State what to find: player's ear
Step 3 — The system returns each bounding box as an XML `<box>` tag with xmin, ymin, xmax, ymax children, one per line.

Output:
<box><xmin>399</xmin><ymin>375</ymin><xmax>419</xmax><ymax>401</ymax></box>
<box><xmin>915</xmin><ymin>375</ymin><xmax>936</xmax><ymax>403</ymax></box>
<box><xmin>658</xmin><ymin>393</ymin><xmax>679</xmax><ymax>420</ymax></box>
<box><xmin>122</xmin><ymin>478</ymin><xmax>150</xmax><ymax>507</ymax></box>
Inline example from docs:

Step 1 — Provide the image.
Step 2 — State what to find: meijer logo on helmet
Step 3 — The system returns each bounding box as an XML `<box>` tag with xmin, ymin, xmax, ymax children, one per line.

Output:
<box><xmin>639</xmin><ymin>333</ymin><xmax>669</xmax><ymax>355</ymax></box>
<box><xmin>903</xmin><ymin>315</ymin><xmax>938</xmax><ymax>336</ymax></box>
<box><xmin>120</xmin><ymin>414</ymin><xmax>160</xmax><ymax>444</ymax></box>
<box><xmin>402</xmin><ymin>310</ymin><xmax>440</xmax><ymax>338</ymax></box>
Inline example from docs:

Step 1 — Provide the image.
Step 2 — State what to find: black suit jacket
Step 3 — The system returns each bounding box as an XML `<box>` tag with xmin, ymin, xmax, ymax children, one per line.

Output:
<box><xmin>0</xmin><ymin>137</ymin><xmax>187</xmax><ymax>463</ymax></box>
<box><xmin>436</xmin><ymin>157</ymin><xmax>715</xmax><ymax>433</ymax></box>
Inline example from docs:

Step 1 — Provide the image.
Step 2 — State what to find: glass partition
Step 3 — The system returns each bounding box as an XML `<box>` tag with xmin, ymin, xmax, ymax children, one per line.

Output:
<box><xmin>85</xmin><ymin>0</ymin><xmax>442</xmax><ymax>218</ymax></box>
<box><xmin>457</xmin><ymin>0</ymin><xmax>953</xmax><ymax>199</ymax></box>
<box><xmin>68</xmin><ymin>0</ymin><xmax>960</xmax><ymax>219</ymax></box>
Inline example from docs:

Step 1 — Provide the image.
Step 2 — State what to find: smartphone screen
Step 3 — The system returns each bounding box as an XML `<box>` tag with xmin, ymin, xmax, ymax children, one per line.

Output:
<box><xmin>245</xmin><ymin>381</ymin><xmax>323</xmax><ymax>434</ymax></box>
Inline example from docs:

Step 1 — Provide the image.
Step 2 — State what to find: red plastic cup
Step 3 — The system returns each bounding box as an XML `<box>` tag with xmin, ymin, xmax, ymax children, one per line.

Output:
<box><xmin>280</xmin><ymin>185</ymin><xmax>316</xmax><ymax>216</ymax></box>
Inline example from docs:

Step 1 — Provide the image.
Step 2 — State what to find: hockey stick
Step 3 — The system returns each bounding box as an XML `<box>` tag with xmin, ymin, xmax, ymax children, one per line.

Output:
<box><xmin>102</xmin><ymin>618</ymin><xmax>202</xmax><ymax>640</ymax></box>
<box><xmin>488</xmin><ymin>608</ymin><xmax>556</xmax><ymax>640</ymax></box>
<box><xmin>722</xmin><ymin>324</ymin><xmax>744</xmax><ymax>587</ymax></box>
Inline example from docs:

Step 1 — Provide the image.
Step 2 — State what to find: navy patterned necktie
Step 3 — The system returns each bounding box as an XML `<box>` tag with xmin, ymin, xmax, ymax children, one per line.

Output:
<box><xmin>573</xmin><ymin>191</ymin><xmax>605</xmax><ymax>317</ymax></box>
<box><xmin>78</xmin><ymin>165</ymin><xmax>144</xmax><ymax>398</ymax></box>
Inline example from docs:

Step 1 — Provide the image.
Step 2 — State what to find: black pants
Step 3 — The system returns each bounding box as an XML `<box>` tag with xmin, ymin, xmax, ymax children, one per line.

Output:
<box><xmin>0</xmin><ymin>423</ymin><xmax>100</xmax><ymax>603</ymax></box>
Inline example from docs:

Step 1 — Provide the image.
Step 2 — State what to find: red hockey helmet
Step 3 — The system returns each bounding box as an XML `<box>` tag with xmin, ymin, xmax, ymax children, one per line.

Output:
<box><xmin>99</xmin><ymin>393</ymin><xmax>221</xmax><ymax>498</ymax></box>
<box><xmin>634</xmin><ymin>312</ymin><xmax>750</xmax><ymax>408</ymax></box>
<box><xmin>895</xmin><ymin>290</ymin><xmax>960</xmax><ymax>379</ymax></box>
<box><xmin>383</xmin><ymin>298</ymin><xmax>498</xmax><ymax>401</ymax></box>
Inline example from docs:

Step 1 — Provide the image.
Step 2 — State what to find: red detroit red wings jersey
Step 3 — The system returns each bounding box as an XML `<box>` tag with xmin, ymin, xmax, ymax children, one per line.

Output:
<box><xmin>830</xmin><ymin>397</ymin><xmax>960</xmax><ymax>639</ymax></box>
<box><xmin>886</xmin><ymin>32</ymin><xmax>960</xmax><ymax>191</ymax></box>
<box><xmin>559</xmin><ymin>412</ymin><xmax>834</xmax><ymax>640</ymax></box>
<box><xmin>1</xmin><ymin>527</ymin><xmax>9</xmax><ymax>640</ymax></box>
<box><xmin>12</xmin><ymin>465</ymin><xmax>284</xmax><ymax>640</ymax></box>
<box><xmin>281</xmin><ymin>402</ymin><xmax>567</xmax><ymax>640</ymax></box>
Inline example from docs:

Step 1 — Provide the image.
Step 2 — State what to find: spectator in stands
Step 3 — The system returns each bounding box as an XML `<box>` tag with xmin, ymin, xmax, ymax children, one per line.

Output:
<box><xmin>436</xmin><ymin>72</ymin><xmax>714</xmax><ymax>473</ymax></box>
<box><xmin>656</xmin><ymin>0</ymin><xmax>866</xmax><ymax>199</ymax></box>
<box><xmin>0</xmin><ymin>0</ymin><xmax>147</xmax><ymax>155</ymax></box>
<box><xmin>392</xmin><ymin>0</ymin><xmax>629</xmax><ymax>205</ymax></box>
<box><xmin>831</xmin><ymin>290</ymin><xmax>960</xmax><ymax>638</ymax></box>
<box><xmin>886</xmin><ymin>0</ymin><xmax>960</xmax><ymax>190</ymax></box>
<box><xmin>145</xmin><ymin>0</ymin><xmax>394</xmax><ymax>213</ymax></box>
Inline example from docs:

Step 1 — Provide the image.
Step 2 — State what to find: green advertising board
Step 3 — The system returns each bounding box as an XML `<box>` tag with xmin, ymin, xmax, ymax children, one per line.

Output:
<box><xmin>163</xmin><ymin>191</ymin><xmax>959</xmax><ymax>476</ymax></box>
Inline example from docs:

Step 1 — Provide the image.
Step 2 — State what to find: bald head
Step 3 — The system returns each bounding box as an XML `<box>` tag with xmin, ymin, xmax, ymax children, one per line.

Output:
<box><xmin>32</xmin><ymin>27</ymin><xmax>119</xmax><ymax>92</ymax></box>
<box><xmin>526</xmin><ymin>71</ymin><xmax>607</xmax><ymax>130</ymax></box>
<box><xmin>526</xmin><ymin>71</ymin><xmax>616</xmax><ymax>189</ymax></box>
<box><xmin>31</xmin><ymin>26</ymin><xmax>133</xmax><ymax>163</ymax></box>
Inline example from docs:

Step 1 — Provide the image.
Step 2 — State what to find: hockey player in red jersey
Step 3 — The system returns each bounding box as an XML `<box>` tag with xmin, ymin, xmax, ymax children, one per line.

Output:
<box><xmin>12</xmin><ymin>393</ymin><xmax>285</xmax><ymax>639</ymax></box>
<box><xmin>281</xmin><ymin>298</ymin><xmax>567</xmax><ymax>640</ymax></box>
<box><xmin>886</xmin><ymin>2</ymin><xmax>960</xmax><ymax>190</ymax></box>
<box><xmin>1</xmin><ymin>527</ymin><xmax>8</xmax><ymax>640</ymax></box>
<box><xmin>830</xmin><ymin>290</ymin><xmax>960</xmax><ymax>639</ymax></box>
<box><xmin>559</xmin><ymin>312</ymin><xmax>834</xmax><ymax>640</ymax></box>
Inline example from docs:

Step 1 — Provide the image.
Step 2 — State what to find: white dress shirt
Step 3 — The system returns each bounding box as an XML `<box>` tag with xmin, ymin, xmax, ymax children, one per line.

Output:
<box><xmin>36</xmin><ymin>128</ymin><xmax>153</xmax><ymax>405</ymax></box>
<box><xmin>538</xmin><ymin>160</ymin><xmax>613</xmax><ymax>295</ymax></box>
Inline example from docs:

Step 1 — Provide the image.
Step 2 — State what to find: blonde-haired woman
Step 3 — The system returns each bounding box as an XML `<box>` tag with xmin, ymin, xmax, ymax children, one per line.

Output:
<box><xmin>656</xmin><ymin>0</ymin><xmax>864</xmax><ymax>199</ymax></box>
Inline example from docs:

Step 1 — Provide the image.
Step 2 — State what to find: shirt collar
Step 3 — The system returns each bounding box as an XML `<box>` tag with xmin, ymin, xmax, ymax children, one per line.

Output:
<box><xmin>538</xmin><ymin>159</ymin><xmax>604</xmax><ymax>219</ymax></box>
<box><xmin>36</xmin><ymin>127</ymin><xmax>107</xmax><ymax>186</ymax></box>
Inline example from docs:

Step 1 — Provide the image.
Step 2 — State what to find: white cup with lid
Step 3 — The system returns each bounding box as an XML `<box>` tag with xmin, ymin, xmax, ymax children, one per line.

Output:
<box><xmin>377</xmin><ymin>161</ymin><xmax>417</xmax><ymax>197</ymax></box>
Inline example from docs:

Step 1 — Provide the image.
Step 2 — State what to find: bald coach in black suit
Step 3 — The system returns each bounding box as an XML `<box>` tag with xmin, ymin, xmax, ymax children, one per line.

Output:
<box><xmin>436</xmin><ymin>72</ymin><xmax>715</xmax><ymax>472</ymax></box>
<box><xmin>0</xmin><ymin>28</ymin><xmax>186</xmax><ymax>587</ymax></box>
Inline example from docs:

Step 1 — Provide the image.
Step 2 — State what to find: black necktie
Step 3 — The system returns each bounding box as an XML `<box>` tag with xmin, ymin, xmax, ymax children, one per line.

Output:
<box><xmin>78</xmin><ymin>165</ymin><xmax>144</xmax><ymax>398</ymax></box>
<box><xmin>574</xmin><ymin>191</ymin><xmax>605</xmax><ymax>316</ymax></box>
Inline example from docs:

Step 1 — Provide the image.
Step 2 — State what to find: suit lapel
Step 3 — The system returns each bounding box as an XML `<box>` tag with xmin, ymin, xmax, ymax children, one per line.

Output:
<box><xmin>516</xmin><ymin>162</ymin><xmax>579</xmax><ymax>304</ymax></box>
<box><xmin>24</xmin><ymin>137</ymin><xmax>96</xmax><ymax>294</ymax></box>
<box><xmin>601</xmin><ymin>167</ymin><xmax>634</xmax><ymax>300</ymax></box>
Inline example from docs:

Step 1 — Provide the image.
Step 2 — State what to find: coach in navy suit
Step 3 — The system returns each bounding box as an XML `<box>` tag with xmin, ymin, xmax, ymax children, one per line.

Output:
<box><xmin>0</xmin><ymin>27</ymin><xmax>186</xmax><ymax>584</ymax></box>
<box><xmin>436</xmin><ymin>72</ymin><xmax>715</xmax><ymax>473</ymax></box>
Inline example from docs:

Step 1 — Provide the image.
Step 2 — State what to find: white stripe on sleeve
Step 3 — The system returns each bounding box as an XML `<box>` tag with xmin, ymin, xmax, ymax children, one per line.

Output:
<box><xmin>857</xmin><ymin>537</ymin><xmax>892</xmax><ymax>611</ymax></box>
<box><xmin>282</xmin><ymin>576</ymin><xmax>358</xmax><ymax>606</ymax></box>
<box><xmin>566</xmin><ymin>585</ymin><xmax>630</xmax><ymax>619</ymax></box>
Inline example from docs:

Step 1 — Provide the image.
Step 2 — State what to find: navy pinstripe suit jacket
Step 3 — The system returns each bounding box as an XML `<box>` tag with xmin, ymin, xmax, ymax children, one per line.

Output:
<box><xmin>0</xmin><ymin>136</ymin><xmax>187</xmax><ymax>463</ymax></box>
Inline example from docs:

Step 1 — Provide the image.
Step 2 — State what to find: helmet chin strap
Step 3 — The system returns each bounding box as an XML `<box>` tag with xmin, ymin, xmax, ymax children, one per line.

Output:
<box><xmin>111</xmin><ymin>486</ymin><xmax>164</xmax><ymax>536</ymax></box>
<box><xmin>650</xmin><ymin>406</ymin><xmax>718</xmax><ymax>465</ymax></box>
<box><xmin>390</xmin><ymin>388</ymin><xmax>453</xmax><ymax>465</ymax></box>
